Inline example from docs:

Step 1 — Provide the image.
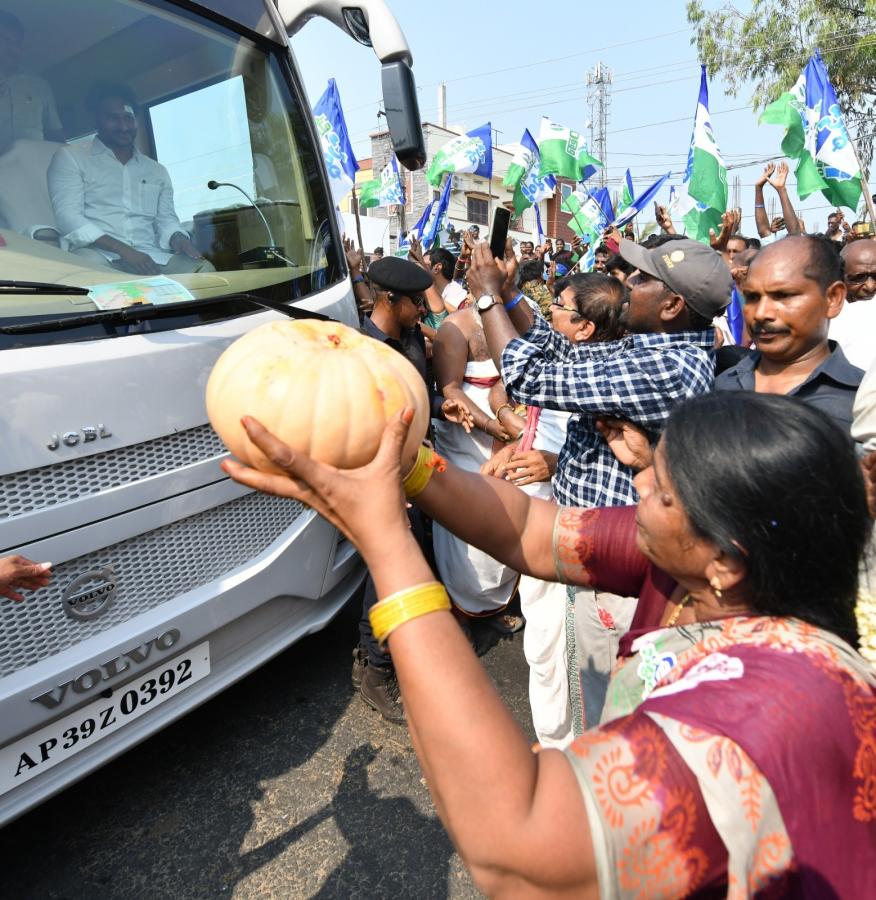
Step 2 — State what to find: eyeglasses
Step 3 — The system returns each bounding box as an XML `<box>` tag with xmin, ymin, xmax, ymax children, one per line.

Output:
<box><xmin>550</xmin><ymin>300</ymin><xmax>581</xmax><ymax>318</ymax></box>
<box><xmin>847</xmin><ymin>271</ymin><xmax>876</xmax><ymax>285</ymax></box>
<box><xmin>388</xmin><ymin>291</ymin><xmax>426</xmax><ymax>306</ymax></box>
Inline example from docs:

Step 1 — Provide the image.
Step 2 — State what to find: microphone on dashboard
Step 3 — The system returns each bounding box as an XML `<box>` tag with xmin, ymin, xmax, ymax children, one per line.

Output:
<box><xmin>206</xmin><ymin>180</ymin><xmax>295</xmax><ymax>267</ymax></box>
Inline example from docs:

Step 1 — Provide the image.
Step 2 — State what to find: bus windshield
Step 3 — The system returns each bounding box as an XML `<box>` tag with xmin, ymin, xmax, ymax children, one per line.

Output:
<box><xmin>0</xmin><ymin>0</ymin><xmax>342</xmax><ymax>327</ymax></box>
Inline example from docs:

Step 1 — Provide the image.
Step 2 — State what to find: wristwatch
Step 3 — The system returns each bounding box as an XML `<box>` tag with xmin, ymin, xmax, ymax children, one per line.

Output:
<box><xmin>476</xmin><ymin>294</ymin><xmax>500</xmax><ymax>312</ymax></box>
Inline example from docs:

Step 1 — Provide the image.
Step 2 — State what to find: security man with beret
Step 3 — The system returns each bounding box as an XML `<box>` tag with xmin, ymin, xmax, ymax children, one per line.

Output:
<box><xmin>354</xmin><ymin>255</ymin><xmax>435</xmax><ymax>724</ymax></box>
<box><xmin>360</xmin><ymin>255</ymin><xmax>433</xmax><ymax>384</ymax></box>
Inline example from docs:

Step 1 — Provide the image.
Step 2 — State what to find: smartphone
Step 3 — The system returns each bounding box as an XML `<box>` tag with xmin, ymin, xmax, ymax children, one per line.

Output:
<box><xmin>489</xmin><ymin>207</ymin><xmax>512</xmax><ymax>259</ymax></box>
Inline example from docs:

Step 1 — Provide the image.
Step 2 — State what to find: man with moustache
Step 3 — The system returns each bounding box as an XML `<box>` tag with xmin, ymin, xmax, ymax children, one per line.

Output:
<box><xmin>717</xmin><ymin>235</ymin><xmax>863</xmax><ymax>432</ymax></box>
<box><xmin>48</xmin><ymin>82</ymin><xmax>205</xmax><ymax>275</ymax></box>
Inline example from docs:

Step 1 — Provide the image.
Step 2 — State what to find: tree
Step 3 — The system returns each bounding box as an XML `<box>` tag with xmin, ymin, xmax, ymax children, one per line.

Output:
<box><xmin>687</xmin><ymin>1</ymin><xmax>876</xmax><ymax>169</ymax></box>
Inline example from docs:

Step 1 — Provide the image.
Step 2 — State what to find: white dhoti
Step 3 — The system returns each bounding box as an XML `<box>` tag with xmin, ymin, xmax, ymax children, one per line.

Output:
<box><xmin>518</xmin><ymin>476</ymin><xmax>572</xmax><ymax>748</ymax></box>
<box><xmin>432</xmin><ymin>359</ymin><xmax>518</xmax><ymax>615</ymax></box>
<box><xmin>516</xmin><ymin>408</ymin><xmax>573</xmax><ymax>748</ymax></box>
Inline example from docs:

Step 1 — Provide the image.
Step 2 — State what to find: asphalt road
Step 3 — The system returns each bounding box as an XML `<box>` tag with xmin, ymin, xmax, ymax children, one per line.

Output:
<box><xmin>0</xmin><ymin>603</ymin><xmax>534</xmax><ymax>899</ymax></box>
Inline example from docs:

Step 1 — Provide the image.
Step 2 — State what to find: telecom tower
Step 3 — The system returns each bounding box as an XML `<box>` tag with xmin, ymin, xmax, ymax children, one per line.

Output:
<box><xmin>586</xmin><ymin>62</ymin><xmax>612</xmax><ymax>189</ymax></box>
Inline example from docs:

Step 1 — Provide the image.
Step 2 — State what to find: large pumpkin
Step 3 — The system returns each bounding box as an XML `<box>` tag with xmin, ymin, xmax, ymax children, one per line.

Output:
<box><xmin>206</xmin><ymin>319</ymin><xmax>429</xmax><ymax>473</ymax></box>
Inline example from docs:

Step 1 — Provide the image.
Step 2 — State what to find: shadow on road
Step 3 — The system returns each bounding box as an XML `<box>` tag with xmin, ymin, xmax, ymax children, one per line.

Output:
<box><xmin>0</xmin><ymin>597</ymin><xmax>524</xmax><ymax>898</ymax></box>
<box><xmin>238</xmin><ymin>743</ymin><xmax>456</xmax><ymax>898</ymax></box>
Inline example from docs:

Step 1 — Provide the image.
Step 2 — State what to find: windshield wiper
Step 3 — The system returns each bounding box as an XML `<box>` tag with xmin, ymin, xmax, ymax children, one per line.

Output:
<box><xmin>0</xmin><ymin>279</ymin><xmax>91</xmax><ymax>296</ymax></box>
<box><xmin>0</xmin><ymin>292</ymin><xmax>332</xmax><ymax>334</ymax></box>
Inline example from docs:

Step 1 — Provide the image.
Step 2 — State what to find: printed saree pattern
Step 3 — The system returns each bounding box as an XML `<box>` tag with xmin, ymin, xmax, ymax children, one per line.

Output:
<box><xmin>565</xmin><ymin>617</ymin><xmax>876</xmax><ymax>898</ymax></box>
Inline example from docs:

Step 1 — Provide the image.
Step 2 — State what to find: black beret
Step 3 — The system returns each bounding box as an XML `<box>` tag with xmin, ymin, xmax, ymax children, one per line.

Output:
<box><xmin>368</xmin><ymin>256</ymin><xmax>433</xmax><ymax>294</ymax></box>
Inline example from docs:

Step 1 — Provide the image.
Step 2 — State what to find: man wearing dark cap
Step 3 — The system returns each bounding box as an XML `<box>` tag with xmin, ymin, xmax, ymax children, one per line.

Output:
<box><xmin>353</xmin><ymin>255</ymin><xmax>433</xmax><ymax>724</ymax></box>
<box><xmin>474</xmin><ymin>237</ymin><xmax>727</xmax><ymax>509</ymax></box>
<box><xmin>468</xmin><ymin>237</ymin><xmax>727</xmax><ymax>727</ymax></box>
<box><xmin>361</xmin><ymin>255</ymin><xmax>432</xmax><ymax>383</ymax></box>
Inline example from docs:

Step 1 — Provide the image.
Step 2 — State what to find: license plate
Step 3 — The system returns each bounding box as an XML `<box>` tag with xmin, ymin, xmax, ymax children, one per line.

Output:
<box><xmin>0</xmin><ymin>642</ymin><xmax>210</xmax><ymax>796</ymax></box>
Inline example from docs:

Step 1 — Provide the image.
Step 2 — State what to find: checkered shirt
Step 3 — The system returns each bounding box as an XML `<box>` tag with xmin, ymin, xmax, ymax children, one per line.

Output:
<box><xmin>501</xmin><ymin>312</ymin><xmax>715</xmax><ymax>508</ymax></box>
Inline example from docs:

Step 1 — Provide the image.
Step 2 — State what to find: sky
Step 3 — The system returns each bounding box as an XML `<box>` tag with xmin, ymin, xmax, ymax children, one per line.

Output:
<box><xmin>290</xmin><ymin>0</ymin><xmax>868</xmax><ymax>238</ymax></box>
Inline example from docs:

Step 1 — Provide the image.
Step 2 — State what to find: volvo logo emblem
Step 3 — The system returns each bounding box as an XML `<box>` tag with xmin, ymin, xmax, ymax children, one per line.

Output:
<box><xmin>61</xmin><ymin>566</ymin><xmax>117</xmax><ymax>621</ymax></box>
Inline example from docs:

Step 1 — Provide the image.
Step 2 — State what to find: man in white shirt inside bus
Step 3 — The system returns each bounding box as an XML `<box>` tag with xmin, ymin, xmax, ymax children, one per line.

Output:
<box><xmin>47</xmin><ymin>82</ymin><xmax>210</xmax><ymax>276</ymax></box>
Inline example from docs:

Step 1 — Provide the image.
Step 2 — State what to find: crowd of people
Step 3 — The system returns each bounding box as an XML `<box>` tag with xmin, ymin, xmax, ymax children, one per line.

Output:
<box><xmin>5</xmin><ymin>146</ymin><xmax>876</xmax><ymax>891</ymax></box>
<box><xmin>221</xmin><ymin>168</ymin><xmax>876</xmax><ymax>894</ymax></box>
<box><xmin>336</xmin><ymin>174</ymin><xmax>876</xmax><ymax>738</ymax></box>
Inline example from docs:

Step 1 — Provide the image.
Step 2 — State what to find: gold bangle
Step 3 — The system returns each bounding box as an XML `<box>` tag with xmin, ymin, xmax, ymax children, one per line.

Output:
<box><xmin>402</xmin><ymin>445</ymin><xmax>447</xmax><ymax>498</ymax></box>
<box><xmin>370</xmin><ymin>582</ymin><xmax>451</xmax><ymax>646</ymax></box>
<box><xmin>494</xmin><ymin>402</ymin><xmax>515</xmax><ymax>419</ymax></box>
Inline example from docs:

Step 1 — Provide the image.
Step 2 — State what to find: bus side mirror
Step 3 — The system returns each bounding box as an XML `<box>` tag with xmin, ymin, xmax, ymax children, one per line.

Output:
<box><xmin>381</xmin><ymin>61</ymin><xmax>425</xmax><ymax>171</ymax></box>
<box><xmin>279</xmin><ymin>1</ymin><xmax>426</xmax><ymax>170</ymax></box>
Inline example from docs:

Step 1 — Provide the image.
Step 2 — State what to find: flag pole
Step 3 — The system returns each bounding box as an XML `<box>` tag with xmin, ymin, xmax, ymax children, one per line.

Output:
<box><xmin>849</xmin><ymin>139</ymin><xmax>876</xmax><ymax>224</ymax></box>
<box><xmin>397</xmin><ymin>204</ymin><xmax>407</xmax><ymax>250</ymax></box>
<box><xmin>351</xmin><ymin>184</ymin><xmax>366</xmax><ymax>258</ymax></box>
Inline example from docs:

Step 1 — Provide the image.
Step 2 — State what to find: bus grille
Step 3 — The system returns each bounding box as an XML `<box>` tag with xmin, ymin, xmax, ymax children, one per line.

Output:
<box><xmin>0</xmin><ymin>491</ymin><xmax>306</xmax><ymax>677</ymax></box>
<box><xmin>0</xmin><ymin>425</ymin><xmax>227</xmax><ymax>520</ymax></box>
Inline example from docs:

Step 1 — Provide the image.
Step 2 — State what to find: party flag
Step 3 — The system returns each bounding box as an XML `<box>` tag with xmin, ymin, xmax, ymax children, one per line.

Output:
<box><xmin>612</xmin><ymin>172</ymin><xmax>671</xmax><ymax>227</ymax></box>
<box><xmin>423</xmin><ymin>175</ymin><xmax>453</xmax><ymax>248</ymax></box>
<box><xmin>504</xmin><ymin>128</ymin><xmax>557</xmax><ymax>215</ymax></box>
<box><xmin>562</xmin><ymin>185</ymin><xmax>608</xmax><ymax>245</ymax></box>
<box><xmin>427</xmin><ymin>123</ymin><xmax>492</xmax><ymax>186</ymax></box>
<box><xmin>676</xmin><ymin>66</ymin><xmax>727</xmax><ymax>243</ymax></box>
<box><xmin>537</xmin><ymin>117</ymin><xmax>602</xmax><ymax>182</ymax></box>
<box><xmin>760</xmin><ymin>50</ymin><xmax>862</xmax><ymax>209</ymax></box>
<box><xmin>617</xmin><ymin>169</ymin><xmax>635</xmax><ymax>216</ymax></box>
<box><xmin>359</xmin><ymin>157</ymin><xmax>405</xmax><ymax>209</ymax></box>
<box><xmin>312</xmin><ymin>78</ymin><xmax>359</xmax><ymax>205</ymax></box>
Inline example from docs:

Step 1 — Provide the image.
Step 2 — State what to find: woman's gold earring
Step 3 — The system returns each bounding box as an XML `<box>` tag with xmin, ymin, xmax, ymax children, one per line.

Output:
<box><xmin>710</xmin><ymin>578</ymin><xmax>723</xmax><ymax>599</ymax></box>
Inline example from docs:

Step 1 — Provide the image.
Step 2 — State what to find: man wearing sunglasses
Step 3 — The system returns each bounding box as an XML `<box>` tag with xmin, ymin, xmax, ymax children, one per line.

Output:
<box><xmin>468</xmin><ymin>237</ymin><xmax>727</xmax><ymax>727</ymax></box>
<box><xmin>360</xmin><ymin>256</ymin><xmax>431</xmax><ymax>382</ymax></box>
<box><xmin>842</xmin><ymin>238</ymin><xmax>876</xmax><ymax>303</ymax></box>
<box><xmin>355</xmin><ymin>256</ymin><xmax>433</xmax><ymax>724</ymax></box>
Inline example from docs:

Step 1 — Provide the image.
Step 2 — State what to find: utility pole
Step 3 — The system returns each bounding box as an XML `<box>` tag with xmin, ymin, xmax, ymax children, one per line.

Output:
<box><xmin>586</xmin><ymin>62</ymin><xmax>612</xmax><ymax>188</ymax></box>
<box><xmin>488</xmin><ymin>125</ymin><xmax>503</xmax><ymax>227</ymax></box>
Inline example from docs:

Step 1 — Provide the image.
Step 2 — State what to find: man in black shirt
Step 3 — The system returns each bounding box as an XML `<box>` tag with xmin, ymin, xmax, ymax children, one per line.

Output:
<box><xmin>355</xmin><ymin>256</ymin><xmax>434</xmax><ymax>723</ymax></box>
<box><xmin>360</xmin><ymin>256</ymin><xmax>430</xmax><ymax>381</ymax></box>
<box><xmin>717</xmin><ymin>235</ymin><xmax>863</xmax><ymax>432</ymax></box>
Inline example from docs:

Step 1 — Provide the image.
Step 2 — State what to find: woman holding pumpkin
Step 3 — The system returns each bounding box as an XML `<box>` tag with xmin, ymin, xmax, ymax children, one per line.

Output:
<box><xmin>223</xmin><ymin>391</ymin><xmax>876</xmax><ymax>897</ymax></box>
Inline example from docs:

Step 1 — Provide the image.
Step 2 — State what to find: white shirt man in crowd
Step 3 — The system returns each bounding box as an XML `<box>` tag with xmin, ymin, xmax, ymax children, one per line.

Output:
<box><xmin>47</xmin><ymin>83</ymin><xmax>209</xmax><ymax>276</ymax></box>
<box><xmin>830</xmin><ymin>238</ymin><xmax>876</xmax><ymax>371</ymax></box>
<box><xmin>0</xmin><ymin>11</ymin><xmax>64</xmax><ymax>154</ymax></box>
<box><xmin>423</xmin><ymin>246</ymin><xmax>468</xmax><ymax>310</ymax></box>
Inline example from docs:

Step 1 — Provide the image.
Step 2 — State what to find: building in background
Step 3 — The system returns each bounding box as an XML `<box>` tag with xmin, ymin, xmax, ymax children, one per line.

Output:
<box><xmin>366</xmin><ymin>124</ymin><xmax>567</xmax><ymax>252</ymax></box>
<box><xmin>338</xmin><ymin>157</ymin><xmax>373</xmax><ymax>215</ymax></box>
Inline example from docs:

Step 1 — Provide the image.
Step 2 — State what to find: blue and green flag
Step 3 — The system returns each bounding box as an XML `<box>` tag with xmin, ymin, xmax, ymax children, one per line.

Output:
<box><xmin>503</xmin><ymin>129</ymin><xmax>557</xmax><ymax>215</ymax></box>
<box><xmin>675</xmin><ymin>66</ymin><xmax>727</xmax><ymax>243</ymax></box>
<box><xmin>427</xmin><ymin>124</ymin><xmax>492</xmax><ymax>187</ymax></box>
<box><xmin>612</xmin><ymin>172</ymin><xmax>670</xmax><ymax>228</ymax></box>
<box><xmin>617</xmin><ymin>169</ymin><xmax>634</xmax><ymax>216</ymax></box>
<box><xmin>537</xmin><ymin>117</ymin><xmax>602</xmax><ymax>182</ymax></box>
<box><xmin>359</xmin><ymin>157</ymin><xmax>405</xmax><ymax>209</ymax></box>
<box><xmin>312</xmin><ymin>78</ymin><xmax>359</xmax><ymax>206</ymax></box>
<box><xmin>760</xmin><ymin>50</ymin><xmax>862</xmax><ymax>210</ymax></box>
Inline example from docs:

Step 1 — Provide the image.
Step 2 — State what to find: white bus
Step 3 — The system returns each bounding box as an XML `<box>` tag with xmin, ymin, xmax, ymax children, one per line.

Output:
<box><xmin>0</xmin><ymin>0</ymin><xmax>423</xmax><ymax>825</ymax></box>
